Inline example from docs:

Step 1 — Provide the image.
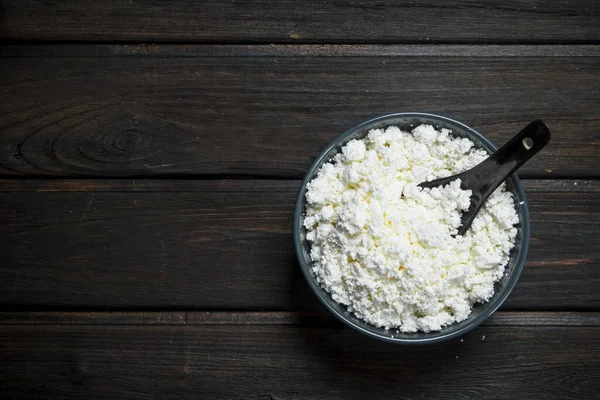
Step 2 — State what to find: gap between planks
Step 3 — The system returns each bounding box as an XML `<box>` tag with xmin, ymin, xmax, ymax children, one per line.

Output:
<box><xmin>0</xmin><ymin>311</ymin><xmax>599</xmax><ymax>326</ymax></box>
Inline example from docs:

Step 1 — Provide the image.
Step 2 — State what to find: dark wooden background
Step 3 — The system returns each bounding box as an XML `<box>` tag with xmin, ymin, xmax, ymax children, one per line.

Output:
<box><xmin>1</xmin><ymin>1</ymin><xmax>599</xmax><ymax>399</ymax></box>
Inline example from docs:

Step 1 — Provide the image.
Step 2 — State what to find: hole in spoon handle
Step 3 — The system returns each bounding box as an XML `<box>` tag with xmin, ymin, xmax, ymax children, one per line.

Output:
<box><xmin>460</xmin><ymin>121</ymin><xmax>551</xmax><ymax>196</ymax></box>
<box><xmin>491</xmin><ymin>120</ymin><xmax>551</xmax><ymax>174</ymax></box>
<box><xmin>455</xmin><ymin>121</ymin><xmax>551</xmax><ymax>235</ymax></box>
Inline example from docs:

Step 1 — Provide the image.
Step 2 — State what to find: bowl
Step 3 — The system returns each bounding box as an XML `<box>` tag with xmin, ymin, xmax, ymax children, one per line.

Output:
<box><xmin>293</xmin><ymin>112</ymin><xmax>530</xmax><ymax>344</ymax></box>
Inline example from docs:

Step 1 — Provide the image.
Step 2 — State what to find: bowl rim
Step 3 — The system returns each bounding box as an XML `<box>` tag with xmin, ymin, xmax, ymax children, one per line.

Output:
<box><xmin>293</xmin><ymin>112</ymin><xmax>530</xmax><ymax>344</ymax></box>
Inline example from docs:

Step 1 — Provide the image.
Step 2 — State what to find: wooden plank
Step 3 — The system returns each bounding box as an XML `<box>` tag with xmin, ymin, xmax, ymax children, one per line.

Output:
<box><xmin>0</xmin><ymin>311</ymin><xmax>187</xmax><ymax>325</ymax></box>
<box><xmin>4</xmin><ymin>44</ymin><xmax>600</xmax><ymax>58</ymax></box>
<box><xmin>1</xmin><ymin>45</ymin><xmax>599</xmax><ymax>178</ymax></box>
<box><xmin>0</xmin><ymin>321</ymin><xmax>599</xmax><ymax>399</ymax></box>
<box><xmin>0</xmin><ymin>179</ymin><xmax>597</xmax><ymax>310</ymax></box>
<box><xmin>0</xmin><ymin>311</ymin><xmax>599</xmax><ymax>326</ymax></box>
<box><xmin>0</xmin><ymin>178</ymin><xmax>597</xmax><ymax>193</ymax></box>
<box><xmin>1</xmin><ymin>0</ymin><xmax>599</xmax><ymax>43</ymax></box>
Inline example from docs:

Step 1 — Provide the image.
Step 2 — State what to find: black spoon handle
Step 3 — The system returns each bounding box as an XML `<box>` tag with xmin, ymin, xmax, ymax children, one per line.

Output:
<box><xmin>420</xmin><ymin>121</ymin><xmax>551</xmax><ymax>235</ymax></box>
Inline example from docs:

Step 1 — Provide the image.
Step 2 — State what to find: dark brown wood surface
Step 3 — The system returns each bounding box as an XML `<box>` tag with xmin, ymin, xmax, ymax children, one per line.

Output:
<box><xmin>1</xmin><ymin>2</ymin><xmax>599</xmax><ymax>398</ymax></box>
<box><xmin>2</xmin><ymin>311</ymin><xmax>600</xmax><ymax>326</ymax></box>
<box><xmin>0</xmin><ymin>179</ymin><xmax>598</xmax><ymax>310</ymax></box>
<box><xmin>1</xmin><ymin>45</ymin><xmax>599</xmax><ymax>177</ymax></box>
<box><xmin>2</xmin><ymin>0</ymin><xmax>599</xmax><ymax>43</ymax></box>
<box><xmin>1</xmin><ymin>312</ymin><xmax>599</xmax><ymax>400</ymax></box>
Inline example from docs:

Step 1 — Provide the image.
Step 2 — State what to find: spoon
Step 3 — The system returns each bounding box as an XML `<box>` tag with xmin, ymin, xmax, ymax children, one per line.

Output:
<box><xmin>418</xmin><ymin>121</ymin><xmax>551</xmax><ymax>236</ymax></box>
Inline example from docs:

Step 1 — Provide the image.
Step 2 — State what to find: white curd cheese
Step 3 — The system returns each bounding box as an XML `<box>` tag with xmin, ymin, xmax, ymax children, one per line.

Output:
<box><xmin>303</xmin><ymin>124</ymin><xmax>518</xmax><ymax>333</ymax></box>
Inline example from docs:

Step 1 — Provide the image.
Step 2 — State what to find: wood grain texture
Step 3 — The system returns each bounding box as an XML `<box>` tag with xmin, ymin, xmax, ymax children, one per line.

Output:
<box><xmin>1</xmin><ymin>321</ymin><xmax>599</xmax><ymax>399</ymax></box>
<box><xmin>1</xmin><ymin>0</ymin><xmax>599</xmax><ymax>43</ymax></box>
<box><xmin>1</xmin><ymin>311</ymin><xmax>599</xmax><ymax>326</ymax></box>
<box><xmin>4</xmin><ymin>44</ymin><xmax>600</xmax><ymax>58</ymax></box>
<box><xmin>0</xmin><ymin>179</ymin><xmax>597</xmax><ymax>310</ymax></box>
<box><xmin>1</xmin><ymin>45</ymin><xmax>599</xmax><ymax>178</ymax></box>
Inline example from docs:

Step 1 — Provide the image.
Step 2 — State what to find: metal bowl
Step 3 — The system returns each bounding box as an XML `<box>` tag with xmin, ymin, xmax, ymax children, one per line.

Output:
<box><xmin>293</xmin><ymin>112</ymin><xmax>530</xmax><ymax>344</ymax></box>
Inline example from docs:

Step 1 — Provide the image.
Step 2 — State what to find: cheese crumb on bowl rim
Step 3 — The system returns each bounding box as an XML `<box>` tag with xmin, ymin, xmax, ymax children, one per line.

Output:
<box><xmin>293</xmin><ymin>112</ymin><xmax>530</xmax><ymax>344</ymax></box>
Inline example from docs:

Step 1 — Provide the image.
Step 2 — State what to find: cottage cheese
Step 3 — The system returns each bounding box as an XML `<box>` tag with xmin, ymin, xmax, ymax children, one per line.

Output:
<box><xmin>303</xmin><ymin>125</ymin><xmax>518</xmax><ymax>333</ymax></box>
